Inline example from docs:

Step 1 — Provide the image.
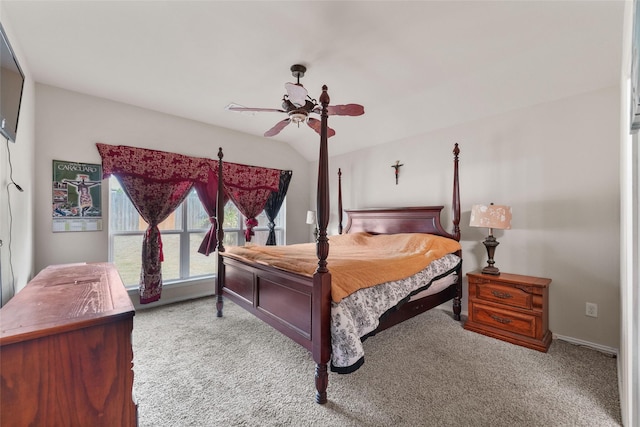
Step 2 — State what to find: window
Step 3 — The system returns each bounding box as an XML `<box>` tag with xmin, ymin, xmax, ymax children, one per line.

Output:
<box><xmin>109</xmin><ymin>177</ymin><xmax>285</xmax><ymax>286</ymax></box>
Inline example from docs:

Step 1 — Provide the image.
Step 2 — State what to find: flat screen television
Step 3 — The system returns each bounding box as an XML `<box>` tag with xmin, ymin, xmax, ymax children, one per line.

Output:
<box><xmin>0</xmin><ymin>22</ymin><xmax>25</xmax><ymax>143</ymax></box>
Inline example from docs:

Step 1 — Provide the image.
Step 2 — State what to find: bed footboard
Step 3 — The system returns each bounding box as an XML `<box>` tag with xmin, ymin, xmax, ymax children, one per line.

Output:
<box><xmin>221</xmin><ymin>256</ymin><xmax>315</xmax><ymax>349</ymax></box>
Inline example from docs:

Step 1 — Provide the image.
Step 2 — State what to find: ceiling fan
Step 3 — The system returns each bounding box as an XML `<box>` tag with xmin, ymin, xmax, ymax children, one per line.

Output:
<box><xmin>225</xmin><ymin>64</ymin><xmax>364</xmax><ymax>138</ymax></box>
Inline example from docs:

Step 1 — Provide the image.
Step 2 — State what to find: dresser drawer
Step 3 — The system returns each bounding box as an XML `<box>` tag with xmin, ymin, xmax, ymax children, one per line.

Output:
<box><xmin>473</xmin><ymin>281</ymin><xmax>532</xmax><ymax>310</ymax></box>
<box><xmin>470</xmin><ymin>303</ymin><xmax>537</xmax><ymax>338</ymax></box>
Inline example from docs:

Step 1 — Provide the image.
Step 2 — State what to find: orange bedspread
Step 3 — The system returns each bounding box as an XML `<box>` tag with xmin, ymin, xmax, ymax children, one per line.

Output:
<box><xmin>223</xmin><ymin>232</ymin><xmax>461</xmax><ymax>303</ymax></box>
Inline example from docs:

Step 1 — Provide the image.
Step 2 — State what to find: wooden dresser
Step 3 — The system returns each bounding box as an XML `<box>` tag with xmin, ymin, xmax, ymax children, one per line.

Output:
<box><xmin>464</xmin><ymin>271</ymin><xmax>552</xmax><ymax>352</ymax></box>
<box><xmin>0</xmin><ymin>262</ymin><xmax>137</xmax><ymax>426</ymax></box>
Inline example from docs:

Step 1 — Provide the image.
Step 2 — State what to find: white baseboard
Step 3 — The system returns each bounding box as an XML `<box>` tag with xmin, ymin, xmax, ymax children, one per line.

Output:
<box><xmin>552</xmin><ymin>333</ymin><xmax>618</xmax><ymax>357</ymax></box>
<box><xmin>127</xmin><ymin>278</ymin><xmax>215</xmax><ymax>311</ymax></box>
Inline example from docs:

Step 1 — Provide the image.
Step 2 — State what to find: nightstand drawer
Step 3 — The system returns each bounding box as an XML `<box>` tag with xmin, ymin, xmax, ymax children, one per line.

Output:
<box><xmin>470</xmin><ymin>303</ymin><xmax>536</xmax><ymax>338</ymax></box>
<box><xmin>474</xmin><ymin>281</ymin><xmax>531</xmax><ymax>310</ymax></box>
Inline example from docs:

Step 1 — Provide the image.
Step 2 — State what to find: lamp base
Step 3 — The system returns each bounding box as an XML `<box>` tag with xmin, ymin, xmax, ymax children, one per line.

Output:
<box><xmin>482</xmin><ymin>234</ymin><xmax>501</xmax><ymax>276</ymax></box>
<box><xmin>481</xmin><ymin>265</ymin><xmax>501</xmax><ymax>275</ymax></box>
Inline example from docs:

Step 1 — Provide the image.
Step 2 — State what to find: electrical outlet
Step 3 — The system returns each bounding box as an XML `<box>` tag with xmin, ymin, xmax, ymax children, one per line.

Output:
<box><xmin>586</xmin><ymin>302</ymin><xmax>598</xmax><ymax>318</ymax></box>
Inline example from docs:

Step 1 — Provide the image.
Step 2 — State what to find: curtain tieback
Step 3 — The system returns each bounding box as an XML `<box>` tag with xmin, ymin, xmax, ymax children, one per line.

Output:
<box><xmin>245</xmin><ymin>217</ymin><xmax>259</xmax><ymax>240</ymax></box>
<box><xmin>147</xmin><ymin>227</ymin><xmax>164</xmax><ymax>262</ymax></box>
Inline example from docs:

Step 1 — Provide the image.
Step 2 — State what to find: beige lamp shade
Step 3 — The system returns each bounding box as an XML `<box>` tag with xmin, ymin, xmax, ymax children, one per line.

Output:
<box><xmin>469</xmin><ymin>204</ymin><xmax>512</xmax><ymax>230</ymax></box>
<box><xmin>306</xmin><ymin>210</ymin><xmax>317</xmax><ymax>225</ymax></box>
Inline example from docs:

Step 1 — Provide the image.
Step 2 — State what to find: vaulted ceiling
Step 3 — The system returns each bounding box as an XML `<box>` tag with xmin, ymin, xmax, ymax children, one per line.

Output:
<box><xmin>2</xmin><ymin>1</ymin><xmax>625</xmax><ymax>161</ymax></box>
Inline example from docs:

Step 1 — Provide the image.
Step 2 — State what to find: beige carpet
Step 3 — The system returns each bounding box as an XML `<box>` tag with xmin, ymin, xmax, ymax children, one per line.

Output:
<box><xmin>132</xmin><ymin>297</ymin><xmax>621</xmax><ymax>426</ymax></box>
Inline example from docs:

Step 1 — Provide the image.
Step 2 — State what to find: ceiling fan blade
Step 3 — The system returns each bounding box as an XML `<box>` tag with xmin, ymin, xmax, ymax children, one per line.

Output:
<box><xmin>307</xmin><ymin>117</ymin><xmax>336</xmax><ymax>138</ymax></box>
<box><xmin>326</xmin><ymin>104</ymin><xmax>365</xmax><ymax>116</ymax></box>
<box><xmin>285</xmin><ymin>82</ymin><xmax>308</xmax><ymax>108</ymax></box>
<box><xmin>264</xmin><ymin>118</ymin><xmax>291</xmax><ymax>137</ymax></box>
<box><xmin>225</xmin><ymin>103</ymin><xmax>285</xmax><ymax>113</ymax></box>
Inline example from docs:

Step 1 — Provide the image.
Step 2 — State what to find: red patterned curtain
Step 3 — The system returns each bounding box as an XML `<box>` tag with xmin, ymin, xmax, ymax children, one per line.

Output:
<box><xmin>195</xmin><ymin>162</ymin><xmax>281</xmax><ymax>254</ymax></box>
<box><xmin>116</xmin><ymin>176</ymin><xmax>193</xmax><ymax>303</ymax></box>
<box><xmin>214</xmin><ymin>162</ymin><xmax>280</xmax><ymax>242</ymax></box>
<box><xmin>194</xmin><ymin>170</ymin><xmax>229</xmax><ymax>256</ymax></box>
<box><xmin>97</xmin><ymin>143</ymin><xmax>215</xmax><ymax>303</ymax></box>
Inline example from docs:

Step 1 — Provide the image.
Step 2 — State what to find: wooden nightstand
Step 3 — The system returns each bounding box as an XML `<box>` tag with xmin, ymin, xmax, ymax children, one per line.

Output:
<box><xmin>464</xmin><ymin>271</ymin><xmax>552</xmax><ymax>352</ymax></box>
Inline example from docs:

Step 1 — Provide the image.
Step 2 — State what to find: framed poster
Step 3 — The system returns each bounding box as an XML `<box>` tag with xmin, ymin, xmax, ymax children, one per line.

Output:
<box><xmin>52</xmin><ymin>160</ymin><xmax>103</xmax><ymax>232</ymax></box>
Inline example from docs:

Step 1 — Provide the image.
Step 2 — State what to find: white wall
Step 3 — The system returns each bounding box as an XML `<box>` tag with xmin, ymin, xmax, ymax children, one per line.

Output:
<box><xmin>317</xmin><ymin>86</ymin><xmax>621</xmax><ymax>350</ymax></box>
<box><xmin>0</xmin><ymin>8</ymin><xmax>35</xmax><ymax>305</ymax></box>
<box><xmin>32</xmin><ymin>84</ymin><xmax>310</xmax><ymax>279</ymax></box>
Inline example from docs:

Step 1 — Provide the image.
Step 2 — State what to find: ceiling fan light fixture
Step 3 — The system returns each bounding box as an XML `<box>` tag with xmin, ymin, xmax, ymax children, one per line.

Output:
<box><xmin>290</xmin><ymin>112</ymin><xmax>307</xmax><ymax>124</ymax></box>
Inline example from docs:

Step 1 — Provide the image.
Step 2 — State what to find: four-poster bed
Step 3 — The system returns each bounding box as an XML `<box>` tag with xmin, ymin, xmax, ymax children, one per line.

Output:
<box><xmin>214</xmin><ymin>86</ymin><xmax>462</xmax><ymax>404</ymax></box>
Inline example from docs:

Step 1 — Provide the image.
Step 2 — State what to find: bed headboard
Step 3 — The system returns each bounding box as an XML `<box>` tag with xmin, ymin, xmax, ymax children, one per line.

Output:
<box><xmin>343</xmin><ymin>206</ymin><xmax>458</xmax><ymax>240</ymax></box>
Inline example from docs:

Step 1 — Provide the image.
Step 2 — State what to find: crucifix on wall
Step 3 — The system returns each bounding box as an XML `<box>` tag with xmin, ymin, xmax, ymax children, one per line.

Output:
<box><xmin>391</xmin><ymin>160</ymin><xmax>404</xmax><ymax>185</ymax></box>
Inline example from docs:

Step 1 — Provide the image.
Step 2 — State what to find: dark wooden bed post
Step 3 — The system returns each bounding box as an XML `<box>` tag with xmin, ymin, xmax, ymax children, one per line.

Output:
<box><xmin>452</xmin><ymin>143</ymin><xmax>461</xmax><ymax>240</ymax></box>
<box><xmin>216</xmin><ymin>147</ymin><xmax>225</xmax><ymax>317</ymax></box>
<box><xmin>312</xmin><ymin>85</ymin><xmax>332</xmax><ymax>404</ymax></box>
<box><xmin>451</xmin><ymin>143</ymin><xmax>462</xmax><ymax>320</ymax></box>
<box><xmin>338</xmin><ymin>168</ymin><xmax>343</xmax><ymax>235</ymax></box>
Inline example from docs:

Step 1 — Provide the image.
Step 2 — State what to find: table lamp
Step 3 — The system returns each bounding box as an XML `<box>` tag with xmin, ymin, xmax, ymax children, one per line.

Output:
<box><xmin>469</xmin><ymin>203</ymin><xmax>512</xmax><ymax>275</ymax></box>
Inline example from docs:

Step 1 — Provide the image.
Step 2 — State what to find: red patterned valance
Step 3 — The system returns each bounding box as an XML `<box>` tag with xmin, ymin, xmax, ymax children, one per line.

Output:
<box><xmin>97</xmin><ymin>143</ymin><xmax>215</xmax><ymax>184</ymax></box>
<box><xmin>212</xmin><ymin>162</ymin><xmax>280</xmax><ymax>196</ymax></box>
<box><xmin>97</xmin><ymin>143</ymin><xmax>280</xmax><ymax>191</ymax></box>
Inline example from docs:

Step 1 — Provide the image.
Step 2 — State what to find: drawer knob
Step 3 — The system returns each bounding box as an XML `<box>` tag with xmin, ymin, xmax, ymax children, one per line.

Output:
<box><xmin>490</xmin><ymin>314</ymin><xmax>512</xmax><ymax>324</ymax></box>
<box><xmin>491</xmin><ymin>290</ymin><xmax>513</xmax><ymax>299</ymax></box>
